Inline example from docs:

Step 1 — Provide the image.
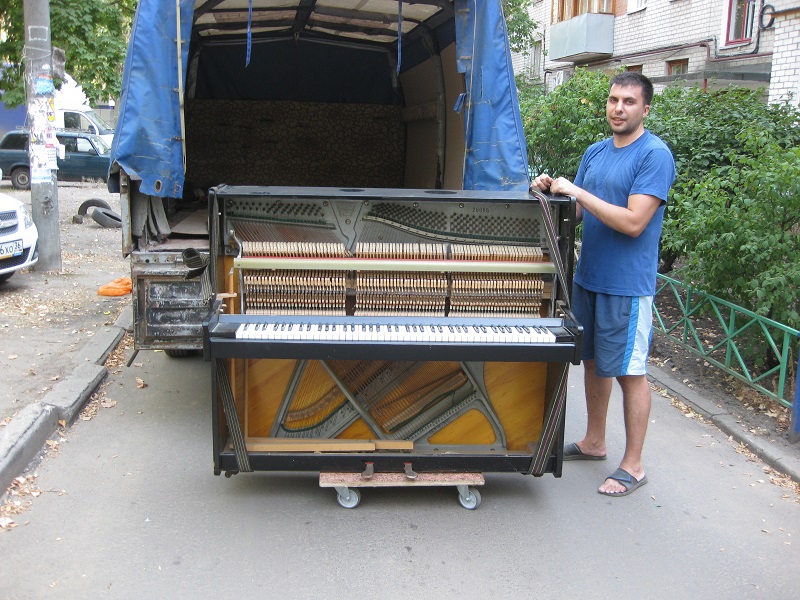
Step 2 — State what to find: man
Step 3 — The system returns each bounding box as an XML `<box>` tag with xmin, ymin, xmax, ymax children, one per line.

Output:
<box><xmin>531</xmin><ymin>72</ymin><xmax>676</xmax><ymax>497</ymax></box>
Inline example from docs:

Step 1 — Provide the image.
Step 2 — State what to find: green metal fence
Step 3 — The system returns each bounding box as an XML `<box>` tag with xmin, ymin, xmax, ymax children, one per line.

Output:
<box><xmin>653</xmin><ymin>274</ymin><xmax>799</xmax><ymax>409</ymax></box>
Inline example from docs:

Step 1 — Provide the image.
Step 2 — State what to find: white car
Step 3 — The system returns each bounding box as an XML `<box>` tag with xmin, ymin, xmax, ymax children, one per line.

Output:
<box><xmin>0</xmin><ymin>191</ymin><xmax>39</xmax><ymax>283</ymax></box>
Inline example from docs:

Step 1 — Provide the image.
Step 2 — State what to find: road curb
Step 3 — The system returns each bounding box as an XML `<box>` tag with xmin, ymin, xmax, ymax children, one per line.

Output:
<box><xmin>648</xmin><ymin>364</ymin><xmax>800</xmax><ymax>484</ymax></box>
<box><xmin>0</xmin><ymin>303</ymin><xmax>133</xmax><ymax>496</ymax></box>
<box><xmin>0</xmin><ymin>404</ymin><xmax>59</xmax><ymax>493</ymax></box>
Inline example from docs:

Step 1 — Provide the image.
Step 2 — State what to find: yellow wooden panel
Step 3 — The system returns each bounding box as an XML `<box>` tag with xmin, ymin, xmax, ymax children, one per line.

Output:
<box><xmin>282</xmin><ymin>361</ymin><xmax>348</xmax><ymax>434</ymax></box>
<box><xmin>428</xmin><ymin>408</ymin><xmax>495</xmax><ymax>445</ymax></box>
<box><xmin>484</xmin><ymin>362</ymin><xmax>547</xmax><ymax>451</ymax></box>
<box><xmin>245</xmin><ymin>358</ymin><xmax>297</xmax><ymax>437</ymax></box>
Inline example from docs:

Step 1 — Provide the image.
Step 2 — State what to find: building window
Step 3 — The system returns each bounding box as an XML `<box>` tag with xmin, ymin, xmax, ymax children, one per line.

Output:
<box><xmin>667</xmin><ymin>59</ymin><xmax>689</xmax><ymax>76</ymax></box>
<box><xmin>552</xmin><ymin>0</ymin><xmax>614</xmax><ymax>23</ymax></box>
<box><xmin>627</xmin><ymin>0</ymin><xmax>647</xmax><ymax>13</ymax></box>
<box><xmin>727</xmin><ymin>0</ymin><xmax>756</xmax><ymax>43</ymax></box>
<box><xmin>530</xmin><ymin>40</ymin><xmax>543</xmax><ymax>79</ymax></box>
<box><xmin>626</xmin><ymin>64</ymin><xmax>643</xmax><ymax>73</ymax></box>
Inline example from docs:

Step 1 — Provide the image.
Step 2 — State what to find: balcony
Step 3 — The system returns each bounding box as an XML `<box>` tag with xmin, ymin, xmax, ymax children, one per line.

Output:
<box><xmin>549</xmin><ymin>13</ymin><xmax>615</xmax><ymax>63</ymax></box>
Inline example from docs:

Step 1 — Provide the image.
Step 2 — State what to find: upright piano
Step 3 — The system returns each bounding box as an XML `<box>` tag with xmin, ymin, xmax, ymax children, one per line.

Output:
<box><xmin>203</xmin><ymin>185</ymin><xmax>582</xmax><ymax>504</ymax></box>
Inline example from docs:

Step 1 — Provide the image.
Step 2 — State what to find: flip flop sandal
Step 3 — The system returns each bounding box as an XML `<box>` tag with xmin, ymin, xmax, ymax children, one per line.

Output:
<box><xmin>599</xmin><ymin>468</ymin><xmax>648</xmax><ymax>497</ymax></box>
<box><xmin>563</xmin><ymin>442</ymin><xmax>607</xmax><ymax>461</ymax></box>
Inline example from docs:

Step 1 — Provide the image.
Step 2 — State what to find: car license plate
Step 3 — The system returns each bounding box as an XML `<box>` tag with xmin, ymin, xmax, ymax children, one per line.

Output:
<box><xmin>0</xmin><ymin>239</ymin><xmax>23</xmax><ymax>259</ymax></box>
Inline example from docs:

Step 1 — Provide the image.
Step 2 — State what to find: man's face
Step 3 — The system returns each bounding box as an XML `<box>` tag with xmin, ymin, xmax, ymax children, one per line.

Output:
<box><xmin>606</xmin><ymin>84</ymin><xmax>650</xmax><ymax>136</ymax></box>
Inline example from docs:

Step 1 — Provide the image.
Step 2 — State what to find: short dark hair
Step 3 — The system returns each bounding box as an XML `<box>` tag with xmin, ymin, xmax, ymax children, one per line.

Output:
<box><xmin>609</xmin><ymin>72</ymin><xmax>654</xmax><ymax>106</ymax></box>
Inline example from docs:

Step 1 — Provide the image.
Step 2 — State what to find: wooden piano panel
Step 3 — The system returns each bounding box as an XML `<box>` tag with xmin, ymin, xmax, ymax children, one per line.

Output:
<box><xmin>484</xmin><ymin>362</ymin><xmax>547</xmax><ymax>451</ymax></box>
<box><xmin>337</xmin><ymin>418</ymin><xmax>375</xmax><ymax>440</ymax></box>
<box><xmin>238</xmin><ymin>357</ymin><xmax>548</xmax><ymax>451</ymax></box>
<box><xmin>245</xmin><ymin>358</ymin><xmax>295</xmax><ymax>437</ymax></box>
<box><xmin>427</xmin><ymin>409</ymin><xmax>496</xmax><ymax>445</ymax></box>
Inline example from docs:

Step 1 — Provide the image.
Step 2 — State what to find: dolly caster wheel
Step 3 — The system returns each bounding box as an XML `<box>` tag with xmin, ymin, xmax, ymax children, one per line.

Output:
<box><xmin>335</xmin><ymin>486</ymin><xmax>361</xmax><ymax>509</ymax></box>
<box><xmin>457</xmin><ymin>486</ymin><xmax>481</xmax><ymax>510</ymax></box>
<box><xmin>224</xmin><ymin>470</ymin><xmax>239</xmax><ymax>478</ymax></box>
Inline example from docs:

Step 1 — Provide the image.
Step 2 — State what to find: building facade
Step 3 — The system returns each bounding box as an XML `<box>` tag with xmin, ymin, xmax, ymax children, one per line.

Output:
<box><xmin>514</xmin><ymin>0</ymin><xmax>800</xmax><ymax>105</ymax></box>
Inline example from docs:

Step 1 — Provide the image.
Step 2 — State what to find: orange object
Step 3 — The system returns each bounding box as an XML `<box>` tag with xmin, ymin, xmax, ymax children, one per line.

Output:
<box><xmin>98</xmin><ymin>277</ymin><xmax>133</xmax><ymax>296</ymax></box>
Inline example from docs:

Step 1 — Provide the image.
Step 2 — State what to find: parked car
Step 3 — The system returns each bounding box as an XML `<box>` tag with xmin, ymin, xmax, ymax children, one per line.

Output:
<box><xmin>0</xmin><ymin>129</ymin><xmax>110</xmax><ymax>190</ymax></box>
<box><xmin>0</xmin><ymin>191</ymin><xmax>38</xmax><ymax>283</ymax></box>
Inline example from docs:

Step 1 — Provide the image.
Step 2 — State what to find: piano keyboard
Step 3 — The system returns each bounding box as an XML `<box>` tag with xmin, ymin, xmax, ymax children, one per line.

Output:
<box><xmin>235</xmin><ymin>321</ymin><xmax>556</xmax><ymax>344</ymax></box>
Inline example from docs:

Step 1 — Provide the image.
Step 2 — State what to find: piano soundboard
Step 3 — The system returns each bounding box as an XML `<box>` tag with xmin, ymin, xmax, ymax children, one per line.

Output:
<box><xmin>204</xmin><ymin>186</ymin><xmax>581</xmax><ymax>489</ymax></box>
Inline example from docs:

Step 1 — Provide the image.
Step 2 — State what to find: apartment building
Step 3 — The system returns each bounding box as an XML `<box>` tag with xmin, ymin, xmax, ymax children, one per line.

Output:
<box><xmin>514</xmin><ymin>0</ymin><xmax>800</xmax><ymax>105</ymax></box>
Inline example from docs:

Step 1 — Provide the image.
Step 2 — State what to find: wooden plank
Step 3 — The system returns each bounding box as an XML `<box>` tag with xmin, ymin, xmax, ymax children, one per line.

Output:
<box><xmin>245</xmin><ymin>437</ymin><xmax>376</xmax><ymax>452</ymax></box>
<box><xmin>319</xmin><ymin>472</ymin><xmax>484</xmax><ymax>488</ymax></box>
<box><xmin>239</xmin><ymin>437</ymin><xmax>413</xmax><ymax>452</ymax></box>
<box><xmin>373</xmin><ymin>440</ymin><xmax>414</xmax><ymax>451</ymax></box>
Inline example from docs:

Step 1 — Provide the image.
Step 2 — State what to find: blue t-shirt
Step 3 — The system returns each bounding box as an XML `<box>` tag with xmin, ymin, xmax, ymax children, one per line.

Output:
<box><xmin>573</xmin><ymin>130</ymin><xmax>676</xmax><ymax>297</ymax></box>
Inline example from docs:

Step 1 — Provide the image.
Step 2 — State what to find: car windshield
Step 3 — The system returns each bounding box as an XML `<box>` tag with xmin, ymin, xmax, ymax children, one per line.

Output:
<box><xmin>84</xmin><ymin>110</ymin><xmax>114</xmax><ymax>133</ymax></box>
<box><xmin>93</xmin><ymin>135</ymin><xmax>111</xmax><ymax>155</ymax></box>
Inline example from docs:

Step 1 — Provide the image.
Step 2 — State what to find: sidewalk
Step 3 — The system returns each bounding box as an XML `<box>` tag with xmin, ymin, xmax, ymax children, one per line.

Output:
<box><xmin>0</xmin><ymin>181</ymin><xmax>131</xmax><ymax>492</ymax></box>
<box><xmin>647</xmin><ymin>364</ymin><xmax>800</xmax><ymax>483</ymax></box>
<box><xmin>1</xmin><ymin>181</ymin><xmax>799</xmax><ymax>493</ymax></box>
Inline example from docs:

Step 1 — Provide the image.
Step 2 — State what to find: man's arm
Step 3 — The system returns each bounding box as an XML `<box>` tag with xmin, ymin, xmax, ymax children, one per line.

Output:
<box><xmin>548</xmin><ymin>177</ymin><xmax>661</xmax><ymax>238</ymax></box>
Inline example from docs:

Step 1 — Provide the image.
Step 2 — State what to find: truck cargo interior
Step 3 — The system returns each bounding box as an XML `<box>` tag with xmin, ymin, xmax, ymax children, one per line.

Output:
<box><xmin>121</xmin><ymin>0</ymin><xmax>474</xmax><ymax>253</ymax></box>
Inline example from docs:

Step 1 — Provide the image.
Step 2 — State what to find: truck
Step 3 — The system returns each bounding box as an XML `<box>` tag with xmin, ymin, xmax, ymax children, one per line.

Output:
<box><xmin>109</xmin><ymin>0</ymin><xmax>581</xmax><ymax>502</ymax></box>
<box><xmin>54</xmin><ymin>106</ymin><xmax>115</xmax><ymax>146</ymax></box>
<box><xmin>109</xmin><ymin>0</ymin><xmax>535</xmax><ymax>355</ymax></box>
<box><xmin>1</xmin><ymin>102</ymin><xmax>114</xmax><ymax>145</ymax></box>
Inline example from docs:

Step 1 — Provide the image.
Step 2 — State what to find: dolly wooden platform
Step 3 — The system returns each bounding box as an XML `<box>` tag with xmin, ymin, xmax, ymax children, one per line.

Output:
<box><xmin>319</xmin><ymin>468</ymin><xmax>484</xmax><ymax>509</ymax></box>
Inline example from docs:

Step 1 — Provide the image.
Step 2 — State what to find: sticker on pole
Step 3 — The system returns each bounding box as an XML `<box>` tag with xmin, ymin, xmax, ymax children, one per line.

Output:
<box><xmin>34</xmin><ymin>75</ymin><xmax>54</xmax><ymax>95</ymax></box>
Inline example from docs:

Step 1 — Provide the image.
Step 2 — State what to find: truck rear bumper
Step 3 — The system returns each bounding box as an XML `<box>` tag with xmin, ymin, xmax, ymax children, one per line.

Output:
<box><xmin>131</xmin><ymin>251</ymin><xmax>211</xmax><ymax>351</ymax></box>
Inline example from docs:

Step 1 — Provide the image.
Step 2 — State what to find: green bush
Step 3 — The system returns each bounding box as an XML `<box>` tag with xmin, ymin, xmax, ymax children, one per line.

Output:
<box><xmin>647</xmin><ymin>86</ymin><xmax>800</xmax><ymax>273</ymax></box>
<box><xmin>518</xmin><ymin>69</ymin><xmax>610</xmax><ymax>178</ymax></box>
<box><xmin>678</xmin><ymin>139</ymin><xmax>800</xmax><ymax>331</ymax></box>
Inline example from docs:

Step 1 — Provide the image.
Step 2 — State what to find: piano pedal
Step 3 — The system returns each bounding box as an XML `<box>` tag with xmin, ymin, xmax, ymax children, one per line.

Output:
<box><xmin>404</xmin><ymin>462</ymin><xmax>418</xmax><ymax>480</ymax></box>
<box><xmin>361</xmin><ymin>462</ymin><xmax>374</xmax><ymax>480</ymax></box>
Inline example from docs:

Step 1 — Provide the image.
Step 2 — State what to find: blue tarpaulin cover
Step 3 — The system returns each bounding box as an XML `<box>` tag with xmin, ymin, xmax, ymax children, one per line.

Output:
<box><xmin>108</xmin><ymin>0</ymin><xmax>194</xmax><ymax>198</ymax></box>
<box><xmin>109</xmin><ymin>0</ymin><xmax>529</xmax><ymax>197</ymax></box>
<box><xmin>455</xmin><ymin>0</ymin><xmax>530</xmax><ymax>191</ymax></box>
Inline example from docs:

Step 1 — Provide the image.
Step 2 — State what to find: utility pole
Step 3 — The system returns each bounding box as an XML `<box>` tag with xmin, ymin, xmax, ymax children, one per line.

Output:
<box><xmin>23</xmin><ymin>0</ymin><xmax>61</xmax><ymax>272</ymax></box>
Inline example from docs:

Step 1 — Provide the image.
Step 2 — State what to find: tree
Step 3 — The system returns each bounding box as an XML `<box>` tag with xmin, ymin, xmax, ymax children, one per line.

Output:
<box><xmin>0</xmin><ymin>0</ymin><xmax>136</xmax><ymax>107</ymax></box>
<box><xmin>518</xmin><ymin>68</ymin><xmax>611</xmax><ymax>178</ymax></box>
<box><xmin>502</xmin><ymin>0</ymin><xmax>538</xmax><ymax>54</ymax></box>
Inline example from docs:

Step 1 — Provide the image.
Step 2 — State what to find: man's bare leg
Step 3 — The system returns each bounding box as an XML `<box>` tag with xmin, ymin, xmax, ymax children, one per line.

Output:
<box><xmin>573</xmin><ymin>359</ymin><xmax>613</xmax><ymax>458</ymax></box>
<box><xmin>599</xmin><ymin>374</ymin><xmax>650</xmax><ymax>494</ymax></box>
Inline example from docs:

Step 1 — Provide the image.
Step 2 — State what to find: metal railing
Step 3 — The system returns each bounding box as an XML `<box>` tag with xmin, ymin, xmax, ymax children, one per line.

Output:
<box><xmin>653</xmin><ymin>275</ymin><xmax>799</xmax><ymax>431</ymax></box>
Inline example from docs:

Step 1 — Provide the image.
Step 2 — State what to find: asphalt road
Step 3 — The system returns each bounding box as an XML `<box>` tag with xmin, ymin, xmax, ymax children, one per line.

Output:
<box><xmin>0</xmin><ymin>350</ymin><xmax>798</xmax><ymax>599</ymax></box>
